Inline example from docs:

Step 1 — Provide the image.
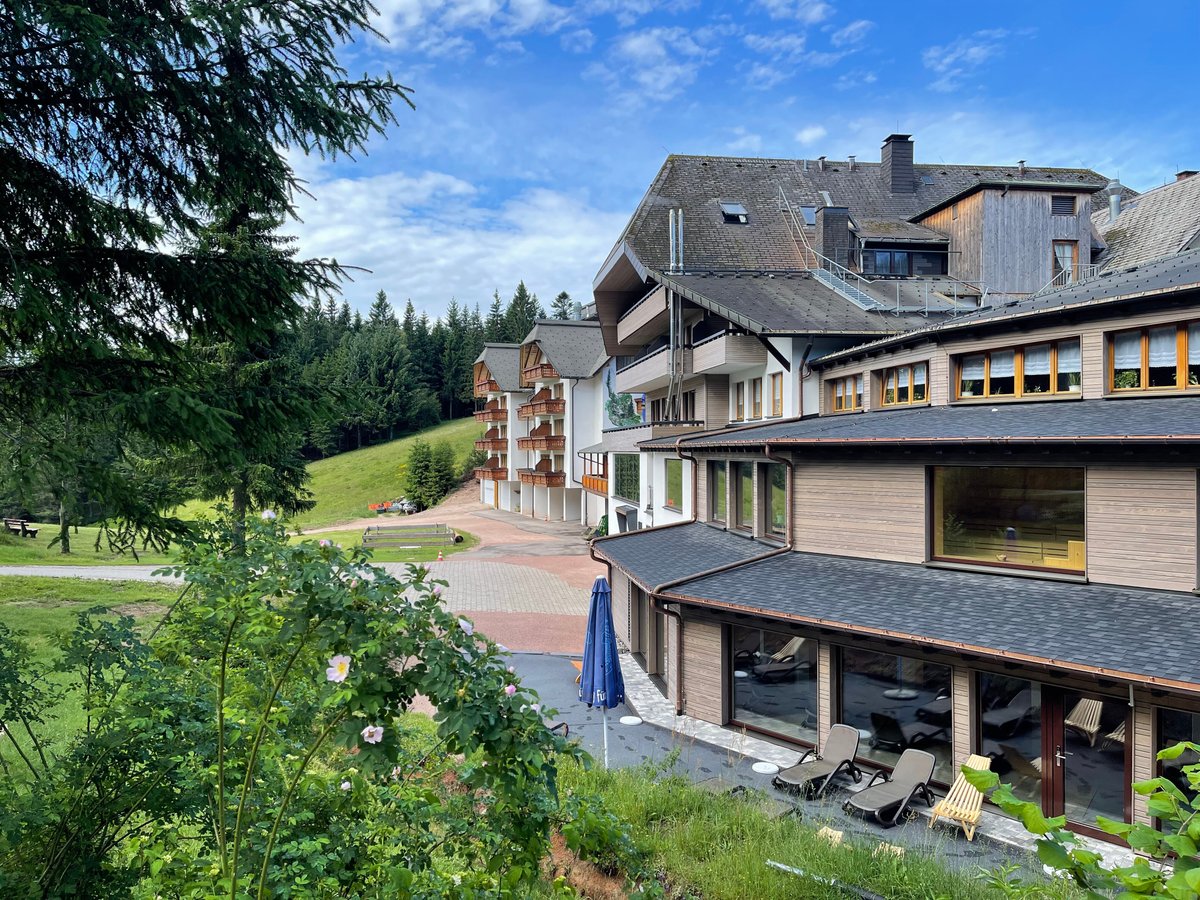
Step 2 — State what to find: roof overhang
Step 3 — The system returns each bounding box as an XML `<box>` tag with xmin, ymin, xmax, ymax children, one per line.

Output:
<box><xmin>914</xmin><ymin>179</ymin><xmax>1103</xmax><ymax>221</ymax></box>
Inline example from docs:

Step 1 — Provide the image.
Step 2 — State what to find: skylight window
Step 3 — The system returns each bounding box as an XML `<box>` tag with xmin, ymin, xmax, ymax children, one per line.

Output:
<box><xmin>799</xmin><ymin>206</ymin><xmax>817</xmax><ymax>225</ymax></box>
<box><xmin>920</xmin><ymin>174</ymin><xmax>935</xmax><ymax>185</ymax></box>
<box><xmin>720</xmin><ymin>202</ymin><xmax>749</xmax><ymax>224</ymax></box>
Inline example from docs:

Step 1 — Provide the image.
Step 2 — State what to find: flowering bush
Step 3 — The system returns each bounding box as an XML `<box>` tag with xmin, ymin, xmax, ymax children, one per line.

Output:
<box><xmin>0</xmin><ymin>516</ymin><xmax>655</xmax><ymax>897</ymax></box>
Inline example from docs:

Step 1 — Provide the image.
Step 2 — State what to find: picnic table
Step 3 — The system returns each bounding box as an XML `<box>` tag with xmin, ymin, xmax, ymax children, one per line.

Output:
<box><xmin>360</xmin><ymin>523</ymin><xmax>462</xmax><ymax>548</ymax></box>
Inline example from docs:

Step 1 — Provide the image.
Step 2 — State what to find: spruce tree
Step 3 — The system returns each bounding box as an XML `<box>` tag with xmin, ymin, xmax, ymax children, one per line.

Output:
<box><xmin>369</xmin><ymin>290</ymin><xmax>397</xmax><ymax>328</ymax></box>
<box><xmin>504</xmin><ymin>281</ymin><xmax>545</xmax><ymax>343</ymax></box>
<box><xmin>485</xmin><ymin>290</ymin><xmax>506</xmax><ymax>341</ymax></box>
<box><xmin>551</xmin><ymin>290</ymin><xmax>574</xmax><ymax>319</ymax></box>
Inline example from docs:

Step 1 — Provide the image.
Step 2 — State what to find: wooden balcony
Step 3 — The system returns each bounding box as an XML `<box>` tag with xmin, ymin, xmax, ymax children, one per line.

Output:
<box><xmin>615</xmin><ymin>346</ymin><xmax>689</xmax><ymax>394</ymax></box>
<box><xmin>474</xmin><ymin>438</ymin><xmax>509</xmax><ymax>452</ymax></box>
<box><xmin>522</xmin><ymin>362</ymin><xmax>559</xmax><ymax>382</ymax></box>
<box><xmin>517</xmin><ymin>434</ymin><xmax>566</xmax><ymax>451</ymax></box>
<box><xmin>474</xmin><ymin>466</ymin><xmax>508</xmax><ymax>482</ymax></box>
<box><xmin>517</xmin><ymin>398</ymin><xmax>566</xmax><ymax>419</ymax></box>
<box><xmin>518</xmin><ymin>468</ymin><xmax>566</xmax><ymax>487</ymax></box>
<box><xmin>690</xmin><ymin>332</ymin><xmax>766</xmax><ymax>375</ymax></box>
<box><xmin>582</xmin><ymin>474</ymin><xmax>609</xmax><ymax>496</ymax></box>
<box><xmin>474</xmin><ymin>406</ymin><xmax>508</xmax><ymax>423</ymax></box>
<box><xmin>474</xmin><ymin>378</ymin><xmax>500</xmax><ymax>396</ymax></box>
<box><xmin>616</xmin><ymin>285</ymin><xmax>668</xmax><ymax>347</ymax></box>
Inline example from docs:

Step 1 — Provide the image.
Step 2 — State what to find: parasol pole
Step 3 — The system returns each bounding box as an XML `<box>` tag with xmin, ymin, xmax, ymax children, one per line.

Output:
<box><xmin>602</xmin><ymin>706</ymin><xmax>609</xmax><ymax>769</ymax></box>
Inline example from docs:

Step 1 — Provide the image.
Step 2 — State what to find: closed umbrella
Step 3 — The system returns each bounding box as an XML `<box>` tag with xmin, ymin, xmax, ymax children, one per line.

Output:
<box><xmin>579</xmin><ymin>575</ymin><xmax>625</xmax><ymax>769</ymax></box>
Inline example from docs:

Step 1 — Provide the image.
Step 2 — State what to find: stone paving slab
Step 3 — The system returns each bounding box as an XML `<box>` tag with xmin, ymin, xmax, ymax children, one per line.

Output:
<box><xmin>386</xmin><ymin>560</ymin><xmax>590</xmax><ymax>616</ymax></box>
<box><xmin>0</xmin><ymin>565</ymin><xmax>181</xmax><ymax>582</ymax></box>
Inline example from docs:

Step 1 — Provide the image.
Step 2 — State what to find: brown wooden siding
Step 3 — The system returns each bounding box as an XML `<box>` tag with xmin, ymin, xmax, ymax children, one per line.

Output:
<box><xmin>681</xmin><ymin>617</ymin><xmax>724</xmax><ymax>724</ymax></box>
<box><xmin>666</xmin><ymin>615</ymin><xmax>680</xmax><ymax>707</ymax></box>
<box><xmin>611</xmin><ymin>569</ymin><xmax>632</xmax><ymax>647</ymax></box>
<box><xmin>695</xmin><ymin>458</ymin><xmax>708</xmax><ymax>523</ymax></box>
<box><xmin>1132</xmin><ymin>700</ymin><xmax>1154</xmax><ymax>825</ymax></box>
<box><xmin>792</xmin><ymin>462</ymin><xmax>925</xmax><ymax>562</ymax></box>
<box><xmin>817</xmin><ymin>641</ymin><xmax>833</xmax><ymax>738</ymax></box>
<box><xmin>702</xmin><ymin>375</ymin><xmax>730</xmax><ymax>428</ymax></box>
<box><xmin>952</xmin><ymin>667</ymin><xmax>971</xmax><ymax>768</ymax></box>
<box><xmin>1086</xmin><ymin>467</ymin><xmax>1197</xmax><ymax>591</ymax></box>
<box><xmin>920</xmin><ymin>191</ymin><xmax>985</xmax><ymax>284</ymax></box>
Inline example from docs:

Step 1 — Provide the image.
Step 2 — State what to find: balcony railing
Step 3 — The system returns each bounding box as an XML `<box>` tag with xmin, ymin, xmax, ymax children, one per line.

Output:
<box><xmin>616</xmin><ymin>285</ymin><xmax>668</xmax><ymax>346</ymax></box>
<box><xmin>474</xmin><ymin>466</ymin><xmax>508</xmax><ymax>482</ymax></box>
<box><xmin>615</xmin><ymin>345</ymin><xmax>688</xmax><ymax>394</ymax></box>
<box><xmin>474</xmin><ymin>438</ymin><xmax>509</xmax><ymax>452</ymax></box>
<box><xmin>517</xmin><ymin>397</ymin><xmax>566</xmax><ymax>419</ymax></box>
<box><xmin>1035</xmin><ymin>264</ymin><xmax>1102</xmax><ymax>296</ymax></box>
<box><xmin>474</xmin><ymin>378</ymin><xmax>500</xmax><ymax>396</ymax></box>
<box><xmin>581</xmin><ymin>474</ymin><xmax>608</xmax><ymax>496</ymax></box>
<box><xmin>517</xmin><ymin>434</ymin><xmax>566</xmax><ymax>452</ymax></box>
<box><xmin>518</xmin><ymin>468</ymin><xmax>566</xmax><ymax>487</ymax></box>
<box><xmin>474</xmin><ymin>407</ymin><xmax>507</xmax><ymax>423</ymax></box>
<box><xmin>690</xmin><ymin>331</ymin><xmax>764</xmax><ymax>375</ymax></box>
<box><xmin>522</xmin><ymin>362</ymin><xmax>559</xmax><ymax>382</ymax></box>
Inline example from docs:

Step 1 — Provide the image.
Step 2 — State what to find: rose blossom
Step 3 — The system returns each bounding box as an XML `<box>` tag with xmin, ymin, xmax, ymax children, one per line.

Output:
<box><xmin>361</xmin><ymin>724</ymin><xmax>384</xmax><ymax>744</ymax></box>
<box><xmin>326</xmin><ymin>654</ymin><xmax>351</xmax><ymax>683</ymax></box>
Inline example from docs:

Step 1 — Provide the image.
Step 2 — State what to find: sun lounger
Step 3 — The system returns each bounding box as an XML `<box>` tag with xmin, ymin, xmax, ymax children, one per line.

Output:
<box><xmin>843</xmin><ymin>748</ymin><xmax>936</xmax><ymax>827</ymax></box>
<box><xmin>980</xmin><ymin>689</ymin><xmax>1036</xmax><ymax>737</ymax></box>
<box><xmin>751</xmin><ymin>636</ymin><xmax>809</xmax><ymax>682</ymax></box>
<box><xmin>928</xmin><ymin>754</ymin><xmax>991</xmax><ymax>841</ymax></box>
<box><xmin>1064</xmin><ymin>698</ymin><xmax>1104</xmax><ymax>746</ymax></box>
<box><xmin>772</xmin><ymin>723</ymin><xmax>863</xmax><ymax>798</ymax></box>
<box><xmin>868</xmin><ymin>712</ymin><xmax>945</xmax><ymax>753</ymax></box>
<box><xmin>1101</xmin><ymin>720</ymin><xmax>1126</xmax><ymax>750</ymax></box>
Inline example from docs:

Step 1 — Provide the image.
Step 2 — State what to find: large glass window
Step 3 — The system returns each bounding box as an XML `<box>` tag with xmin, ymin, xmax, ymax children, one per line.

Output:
<box><xmin>932</xmin><ymin>466</ymin><xmax>1085</xmax><ymax>574</ymax></box>
<box><xmin>664</xmin><ymin>458</ymin><xmax>683</xmax><ymax>510</ymax></box>
<box><xmin>735</xmin><ymin>382</ymin><xmax>745</xmax><ymax>420</ymax></box>
<box><xmin>1158</xmin><ymin>708</ymin><xmax>1200</xmax><ymax>805</ymax></box>
<box><xmin>751</xmin><ymin>378</ymin><xmax>763</xmax><ymax>419</ymax></box>
<box><xmin>764</xmin><ymin>463</ymin><xmax>787</xmax><ymax>537</ymax></box>
<box><xmin>830</xmin><ymin>374</ymin><xmax>864</xmax><ymax>412</ymax></box>
<box><xmin>613</xmin><ymin>454</ymin><xmax>640</xmax><ymax>504</ymax></box>
<box><xmin>839</xmin><ymin>647</ymin><xmax>953</xmax><ymax>784</ymax></box>
<box><xmin>709</xmin><ymin>461</ymin><xmax>727</xmax><ymax>523</ymax></box>
<box><xmin>770</xmin><ymin>372</ymin><xmax>783</xmax><ymax>417</ymax></box>
<box><xmin>864</xmin><ymin>250</ymin><xmax>911</xmax><ymax>275</ymax></box>
<box><xmin>1111</xmin><ymin>321</ymin><xmax>1200</xmax><ymax>392</ymax></box>
<box><xmin>731</xmin><ymin>626</ymin><xmax>819</xmax><ymax>745</ymax></box>
<box><xmin>975</xmin><ymin>674</ymin><xmax>1043</xmax><ymax>807</ymax></box>
<box><xmin>958</xmin><ymin>339</ymin><xmax>1082</xmax><ymax>400</ymax></box>
<box><xmin>733</xmin><ymin>462</ymin><xmax>754</xmax><ymax>531</ymax></box>
<box><xmin>881</xmin><ymin>363</ymin><xmax>927</xmax><ymax>406</ymax></box>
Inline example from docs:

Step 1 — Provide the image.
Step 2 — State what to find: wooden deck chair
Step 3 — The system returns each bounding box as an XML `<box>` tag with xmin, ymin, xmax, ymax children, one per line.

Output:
<box><xmin>928</xmin><ymin>754</ymin><xmax>990</xmax><ymax>841</ymax></box>
<box><xmin>1063</xmin><ymin>698</ymin><xmax>1104</xmax><ymax>746</ymax></box>
<box><xmin>1101</xmin><ymin>721</ymin><xmax>1126</xmax><ymax>750</ymax></box>
<box><xmin>752</xmin><ymin>637</ymin><xmax>808</xmax><ymax>682</ymax></box>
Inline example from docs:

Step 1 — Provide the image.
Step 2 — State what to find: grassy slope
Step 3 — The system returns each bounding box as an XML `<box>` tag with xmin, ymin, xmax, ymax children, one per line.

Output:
<box><xmin>175</xmin><ymin>416</ymin><xmax>482</xmax><ymax>530</ymax></box>
<box><xmin>0</xmin><ymin>527</ymin><xmax>174</xmax><ymax>567</ymax></box>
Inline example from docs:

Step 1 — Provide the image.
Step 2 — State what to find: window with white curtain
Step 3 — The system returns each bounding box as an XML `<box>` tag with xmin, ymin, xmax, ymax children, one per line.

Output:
<box><xmin>880</xmin><ymin>363</ymin><xmax>929</xmax><ymax>406</ymax></box>
<box><xmin>957</xmin><ymin>338</ymin><xmax>1084</xmax><ymax>399</ymax></box>
<box><xmin>1111</xmin><ymin>321</ymin><xmax>1200</xmax><ymax>392</ymax></box>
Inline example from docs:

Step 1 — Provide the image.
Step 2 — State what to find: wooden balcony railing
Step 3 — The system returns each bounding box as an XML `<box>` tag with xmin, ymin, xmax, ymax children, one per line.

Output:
<box><xmin>474</xmin><ymin>466</ymin><xmax>508</xmax><ymax>482</ymax></box>
<box><xmin>582</xmin><ymin>474</ymin><xmax>608</xmax><ymax>496</ymax></box>
<box><xmin>474</xmin><ymin>379</ymin><xmax>500</xmax><ymax>396</ymax></box>
<box><xmin>517</xmin><ymin>398</ymin><xmax>566</xmax><ymax>419</ymax></box>
<box><xmin>516</xmin><ymin>434</ymin><xmax>566</xmax><ymax>452</ymax></box>
<box><xmin>474</xmin><ymin>438</ymin><xmax>509</xmax><ymax>452</ymax></box>
<box><xmin>522</xmin><ymin>362</ymin><xmax>559</xmax><ymax>382</ymax></box>
<box><xmin>518</xmin><ymin>468</ymin><xmax>566</xmax><ymax>487</ymax></box>
<box><xmin>474</xmin><ymin>407</ymin><xmax>508</xmax><ymax>423</ymax></box>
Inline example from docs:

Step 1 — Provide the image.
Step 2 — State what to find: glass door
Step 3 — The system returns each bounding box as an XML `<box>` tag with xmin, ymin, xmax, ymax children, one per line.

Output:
<box><xmin>1048</xmin><ymin>689</ymin><xmax>1130</xmax><ymax>829</ymax></box>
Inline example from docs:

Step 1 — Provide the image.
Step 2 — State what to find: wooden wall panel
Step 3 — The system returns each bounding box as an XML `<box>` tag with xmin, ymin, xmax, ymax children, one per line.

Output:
<box><xmin>1132</xmin><ymin>700</ymin><xmax>1154</xmax><ymax>825</ymax></box>
<box><xmin>952</xmin><ymin>667</ymin><xmax>971</xmax><ymax>768</ymax></box>
<box><xmin>793</xmin><ymin>462</ymin><xmax>926</xmax><ymax>562</ymax></box>
<box><xmin>666</xmin><ymin>615</ymin><xmax>680</xmax><ymax>709</ymax></box>
<box><xmin>817</xmin><ymin>641</ymin><xmax>833</xmax><ymax>739</ymax></box>
<box><xmin>694</xmin><ymin>457</ymin><xmax>708</xmax><ymax>523</ymax></box>
<box><xmin>681</xmin><ymin>617</ymin><xmax>724</xmax><ymax>725</ymax></box>
<box><xmin>1086</xmin><ymin>467</ymin><xmax>1197</xmax><ymax>591</ymax></box>
<box><xmin>610</xmin><ymin>569</ymin><xmax>632</xmax><ymax>647</ymax></box>
<box><xmin>920</xmin><ymin>192</ymin><xmax>985</xmax><ymax>284</ymax></box>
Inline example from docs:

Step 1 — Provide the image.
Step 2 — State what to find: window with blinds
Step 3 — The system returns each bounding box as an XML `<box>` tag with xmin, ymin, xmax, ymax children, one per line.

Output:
<box><xmin>880</xmin><ymin>363</ymin><xmax>928</xmax><ymax>406</ymax></box>
<box><xmin>956</xmin><ymin>339</ymin><xmax>1082</xmax><ymax>399</ymax></box>
<box><xmin>1110</xmin><ymin>322</ymin><xmax>1200</xmax><ymax>391</ymax></box>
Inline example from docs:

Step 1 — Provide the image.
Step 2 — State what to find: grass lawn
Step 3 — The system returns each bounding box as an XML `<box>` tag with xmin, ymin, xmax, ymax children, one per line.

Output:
<box><xmin>558</xmin><ymin>761</ymin><xmax>1079</xmax><ymax>900</ymax></box>
<box><xmin>0</xmin><ymin>527</ymin><xmax>175</xmax><ymax>566</ymax></box>
<box><xmin>0</xmin><ymin>577</ymin><xmax>180</xmax><ymax>764</ymax></box>
<box><xmin>289</xmin><ymin>527</ymin><xmax>478</xmax><ymax>563</ymax></box>
<box><xmin>174</xmin><ymin>417</ymin><xmax>482</xmax><ymax>530</ymax></box>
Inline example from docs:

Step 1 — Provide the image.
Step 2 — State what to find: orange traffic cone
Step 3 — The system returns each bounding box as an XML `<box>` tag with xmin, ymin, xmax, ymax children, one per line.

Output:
<box><xmin>436</xmin><ymin>549</ymin><xmax>444</xmax><ymax>562</ymax></box>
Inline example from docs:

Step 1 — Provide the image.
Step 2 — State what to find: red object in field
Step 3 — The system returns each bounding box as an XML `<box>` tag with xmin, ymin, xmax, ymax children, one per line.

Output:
<box><xmin>437</xmin><ymin>550</ymin><xmax>444</xmax><ymax>561</ymax></box>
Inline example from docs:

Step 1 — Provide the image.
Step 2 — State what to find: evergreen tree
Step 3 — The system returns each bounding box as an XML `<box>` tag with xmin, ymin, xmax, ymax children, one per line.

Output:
<box><xmin>368</xmin><ymin>290</ymin><xmax>397</xmax><ymax>328</ymax></box>
<box><xmin>403</xmin><ymin>439</ymin><xmax>434</xmax><ymax>509</ymax></box>
<box><xmin>504</xmin><ymin>281</ymin><xmax>545</xmax><ymax>343</ymax></box>
<box><xmin>430</xmin><ymin>441</ymin><xmax>459</xmax><ymax>500</ymax></box>
<box><xmin>551</xmin><ymin>290</ymin><xmax>574</xmax><ymax>319</ymax></box>
<box><xmin>485</xmin><ymin>290</ymin><xmax>505</xmax><ymax>341</ymax></box>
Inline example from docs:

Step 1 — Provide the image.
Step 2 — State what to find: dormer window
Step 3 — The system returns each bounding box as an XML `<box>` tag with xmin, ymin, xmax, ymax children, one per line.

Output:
<box><xmin>720</xmin><ymin>202</ymin><xmax>749</xmax><ymax>224</ymax></box>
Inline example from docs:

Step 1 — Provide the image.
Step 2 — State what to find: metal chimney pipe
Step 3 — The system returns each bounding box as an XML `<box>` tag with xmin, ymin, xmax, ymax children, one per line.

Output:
<box><xmin>668</xmin><ymin>209</ymin><xmax>677</xmax><ymax>272</ymax></box>
<box><xmin>1017</xmin><ymin>159</ymin><xmax>1026</xmax><ymax>175</ymax></box>
<box><xmin>676</xmin><ymin>209</ymin><xmax>684</xmax><ymax>272</ymax></box>
<box><xmin>1107</xmin><ymin>179</ymin><xmax>1122</xmax><ymax>222</ymax></box>
<box><xmin>818</xmin><ymin>156</ymin><xmax>826</xmax><ymax>172</ymax></box>
<box><xmin>848</xmin><ymin>155</ymin><xmax>855</xmax><ymax>172</ymax></box>
<box><xmin>802</xmin><ymin>158</ymin><xmax>809</xmax><ymax>172</ymax></box>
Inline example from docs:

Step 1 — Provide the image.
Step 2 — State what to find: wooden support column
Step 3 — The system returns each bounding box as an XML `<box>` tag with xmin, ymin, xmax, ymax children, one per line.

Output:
<box><xmin>1132</xmin><ymin>700</ymin><xmax>1154</xmax><ymax>825</ymax></box>
<box><xmin>952</xmin><ymin>666</ymin><xmax>972</xmax><ymax>768</ymax></box>
<box><xmin>818</xmin><ymin>642</ymin><xmax>834</xmax><ymax>738</ymax></box>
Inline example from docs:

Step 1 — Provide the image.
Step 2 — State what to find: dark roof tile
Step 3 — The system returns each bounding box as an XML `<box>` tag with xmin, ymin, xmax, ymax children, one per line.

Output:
<box><xmin>592</xmin><ymin>522</ymin><xmax>774</xmax><ymax>590</ymax></box>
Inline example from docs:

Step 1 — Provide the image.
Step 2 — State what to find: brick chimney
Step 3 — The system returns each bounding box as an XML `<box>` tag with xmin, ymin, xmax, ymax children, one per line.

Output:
<box><xmin>882</xmin><ymin>134</ymin><xmax>914</xmax><ymax>194</ymax></box>
<box><xmin>1177</xmin><ymin>170</ymin><xmax>1198</xmax><ymax>182</ymax></box>
<box><xmin>815</xmin><ymin>206</ymin><xmax>853</xmax><ymax>268</ymax></box>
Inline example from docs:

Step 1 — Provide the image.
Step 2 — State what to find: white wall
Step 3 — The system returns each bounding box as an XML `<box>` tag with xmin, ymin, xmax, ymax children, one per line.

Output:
<box><xmin>641</xmin><ymin>451</ymin><xmax>692</xmax><ymax>528</ymax></box>
<box><xmin>568</xmin><ymin>374</ymin><xmax>604</xmax><ymax>487</ymax></box>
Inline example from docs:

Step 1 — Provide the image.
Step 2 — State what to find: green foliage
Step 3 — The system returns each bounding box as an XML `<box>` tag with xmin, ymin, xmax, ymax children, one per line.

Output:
<box><xmin>964</xmin><ymin>751</ymin><xmax>1200</xmax><ymax>898</ymax></box>
<box><xmin>504</xmin><ymin>282</ymin><xmax>546</xmax><ymax>343</ymax></box>
<box><xmin>550</xmin><ymin>291</ymin><xmax>574</xmax><ymax>320</ymax></box>
<box><xmin>403</xmin><ymin>439</ymin><xmax>463</xmax><ymax>511</ymax></box>
<box><xmin>0</xmin><ymin>517</ymin><xmax>651</xmax><ymax>896</ymax></box>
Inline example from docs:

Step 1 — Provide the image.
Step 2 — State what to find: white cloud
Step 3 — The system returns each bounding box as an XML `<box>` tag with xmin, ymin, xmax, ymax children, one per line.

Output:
<box><xmin>831</xmin><ymin>19</ymin><xmax>872</xmax><ymax>47</ymax></box>
<box><xmin>372</xmin><ymin>0</ymin><xmax>572</xmax><ymax>46</ymax></box>
<box><xmin>922</xmin><ymin>28</ymin><xmax>1009</xmax><ymax>93</ymax></box>
<box><xmin>743</xmin><ymin>32</ymin><xmax>807</xmax><ymax>60</ymax></box>
<box><xmin>289</xmin><ymin>164</ymin><xmax>629</xmax><ymax>319</ymax></box>
<box><xmin>560</xmin><ymin>27</ymin><xmax>595</xmax><ymax>52</ymax></box>
<box><xmin>726</xmin><ymin>127</ymin><xmax>763</xmax><ymax>154</ymax></box>
<box><xmin>795</xmin><ymin>124</ymin><xmax>827</xmax><ymax>145</ymax></box>
<box><xmin>835</xmin><ymin>68</ymin><xmax>876</xmax><ymax>90</ymax></box>
<box><xmin>742</xmin><ymin>62</ymin><xmax>789</xmax><ymax>91</ymax></box>
<box><xmin>755</xmin><ymin>0</ymin><xmax>832</xmax><ymax>23</ymax></box>
<box><xmin>586</xmin><ymin>25</ymin><xmax>713</xmax><ymax>105</ymax></box>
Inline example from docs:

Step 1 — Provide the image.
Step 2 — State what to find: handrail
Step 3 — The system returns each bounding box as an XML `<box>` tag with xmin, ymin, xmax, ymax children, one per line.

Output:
<box><xmin>1034</xmin><ymin>264</ymin><xmax>1101</xmax><ymax>296</ymax></box>
<box><xmin>778</xmin><ymin>186</ymin><xmax>877</xmax><ymax>293</ymax></box>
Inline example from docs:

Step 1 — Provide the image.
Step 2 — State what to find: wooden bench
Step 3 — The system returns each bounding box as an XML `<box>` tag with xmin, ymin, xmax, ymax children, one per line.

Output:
<box><xmin>361</xmin><ymin>523</ymin><xmax>461</xmax><ymax>548</ymax></box>
<box><xmin>4</xmin><ymin>518</ymin><xmax>39</xmax><ymax>538</ymax></box>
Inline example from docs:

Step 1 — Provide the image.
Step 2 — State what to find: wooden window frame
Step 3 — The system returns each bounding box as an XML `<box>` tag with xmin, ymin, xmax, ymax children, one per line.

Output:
<box><xmin>751</xmin><ymin>377</ymin><xmax>763</xmax><ymax>419</ymax></box>
<box><xmin>770</xmin><ymin>372</ymin><xmax>783</xmax><ymax>417</ymax></box>
<box><xmin>879</xmin><ymin>363</ymin><xmax>929</xmax><ymax>407</ymax></box>
<box><xmin>663</xmin><ymin>458</ymin><xmax>684</xmax><ymax>511</ymax></box>
<box><xmin>829</xmin><ymin>374</ymin><xmax>864</xmax><ymax>412</ymax></box>
<box><xmin>1052</xmin><ymin>240</ymin><xmax>1079</xmax><ymax>281</ymax></box>
<box><xmin>735</xmin><ymin>382</ymin><xmax>745</xmax><ymax>421</ymax></box>
<box><xmin>955</xmin><ymin>339</ymin><xmax>1083</xmax><ymax>401</ymax></box>
<box><xmin>1108</xmin><ymin>320</ymin><xmax>1200</xmax><ymax>393</ymax></box>
<box><xmin>708</xmin><ymin>460</ymin><xmax>727</xmax><ymax>524</ymax></box>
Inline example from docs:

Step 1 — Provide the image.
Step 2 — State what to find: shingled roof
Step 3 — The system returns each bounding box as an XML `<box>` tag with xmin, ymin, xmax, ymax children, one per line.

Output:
<box><xmin>661</xmin><ymin>551</ymin><xmax>1200</xmax><ymax>691</ymax></box>
<box><xmin>644</xmin><ymin>394</ymin><xmax>1200</xmax><ymax>449</ymax></box>
<box><xmin>520</xmin><ymin>320</ymin><xmax>608</xmax><ymax>379</ymax></box>
<box><xmin>474</xmin><ymin>343</ymin><xmax>525</xmax><ymax>393</ymax></box>
<box><xmin>1095</xmin><ymin>173</ymin><xmax>1200</xmax><ymax>270</ymax></box>
<box><xmin>592</xmin><ymin>521</ymin><xmax>776</xmax><ymax>590</ymax></box>
<box><xmin>607</xmin><ymin>151</ymin><xmax>1110</xmax><ymax>276</ymax></box>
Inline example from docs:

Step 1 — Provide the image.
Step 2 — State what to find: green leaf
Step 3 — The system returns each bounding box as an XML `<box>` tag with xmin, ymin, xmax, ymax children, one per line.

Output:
<box><xmin>1036</xmin><ymin>839</ymin><xmax>1074</xmax><ymax>871</ymax></box>
<box><xmin>1166</xmin><ymin>833</ymin><xmax>1198</xmax><ymax>858</ymax></box>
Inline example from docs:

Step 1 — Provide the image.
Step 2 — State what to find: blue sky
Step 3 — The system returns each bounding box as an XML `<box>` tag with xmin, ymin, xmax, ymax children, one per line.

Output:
<box><xmin>289</xmin><ymin>0</ymin><xmax>1200</xmax><ymax>319</ymax></box>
